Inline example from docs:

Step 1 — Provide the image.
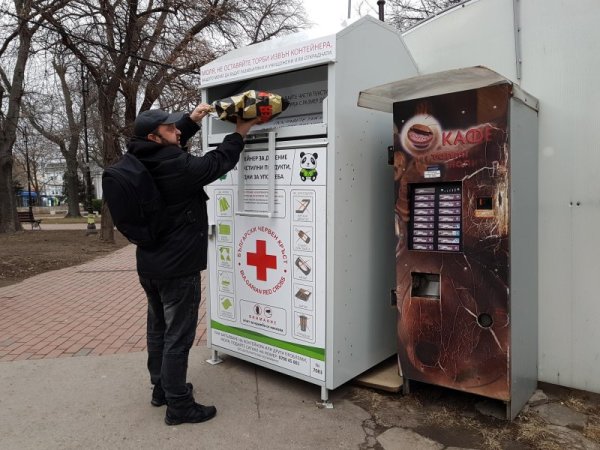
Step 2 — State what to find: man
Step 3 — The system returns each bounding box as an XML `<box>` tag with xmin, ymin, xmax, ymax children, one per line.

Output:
<box><xmin>128</xmin><ymin>104</ymin><xmax>257</xmax><ymax>425</ymax></box>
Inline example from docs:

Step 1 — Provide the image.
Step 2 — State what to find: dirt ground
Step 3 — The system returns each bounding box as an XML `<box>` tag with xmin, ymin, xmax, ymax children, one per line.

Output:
<box><xmin>0</xmin><ymin>229</ymin><xmax>129</xmax><ymax>288</ymax></box>
<box><xmin>347</xmin><ymin>379</ymin><xmax>600</xmax><ymax>450</ymax></box>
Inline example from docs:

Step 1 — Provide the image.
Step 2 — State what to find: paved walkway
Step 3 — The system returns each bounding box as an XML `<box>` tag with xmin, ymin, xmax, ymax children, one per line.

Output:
<box><xmin>0</xmin><ymin>239</ymin><xmax>378</xmax><ymax>450</ymax></box>
<box><xmin>0</xmin><ymin>244</ymin><xmax>207</xmax><ymax>361</ymax></box>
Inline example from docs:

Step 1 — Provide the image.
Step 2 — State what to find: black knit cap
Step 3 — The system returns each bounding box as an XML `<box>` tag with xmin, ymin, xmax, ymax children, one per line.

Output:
<box><xmin>133</xmin><ymin>109</ymin><xmax>186</xmax><ymax>137</ymax></box>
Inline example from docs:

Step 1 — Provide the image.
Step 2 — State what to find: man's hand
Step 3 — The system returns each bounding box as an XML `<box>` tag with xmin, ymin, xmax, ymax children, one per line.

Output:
<box><xmin>190</xmin><ymin>103</ymin><xmax>212</xmax><ymax>122</ymax></box>
<box><xmin>235</xmin><ymin>117</ymin><xmax>261</xmax><ymax>139</ymax></box>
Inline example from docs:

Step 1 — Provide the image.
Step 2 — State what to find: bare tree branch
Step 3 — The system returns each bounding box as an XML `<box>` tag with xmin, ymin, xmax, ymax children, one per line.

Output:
<box><xmin>385</xmin><ymin>0</ymin><xmax>466</xmax><ymax>31</ymax></box>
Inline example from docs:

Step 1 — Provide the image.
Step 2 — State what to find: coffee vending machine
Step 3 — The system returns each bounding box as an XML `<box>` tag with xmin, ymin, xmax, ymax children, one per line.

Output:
<box><xmin>359</xmin><ymin>67</ymin><xmax>539</xmax><ymax>419</ymax></box>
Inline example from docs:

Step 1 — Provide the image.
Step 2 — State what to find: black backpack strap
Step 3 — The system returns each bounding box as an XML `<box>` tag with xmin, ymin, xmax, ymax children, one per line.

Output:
<box><xmin>133</xmin><ymin>152</ymin><xmax>207</xmax><ymax>233</ymax></box>
<box><xmin>163</xmin><ymin>195</ymin><xmax>205</xmax><ymax>230</ymax></box>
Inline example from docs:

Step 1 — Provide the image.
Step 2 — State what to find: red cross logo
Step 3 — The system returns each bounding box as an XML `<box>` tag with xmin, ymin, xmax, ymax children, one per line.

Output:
<box><xmin>247</xmin><ymin>240</ymin><xmax>277</xmax><ymax>281</ymax></box>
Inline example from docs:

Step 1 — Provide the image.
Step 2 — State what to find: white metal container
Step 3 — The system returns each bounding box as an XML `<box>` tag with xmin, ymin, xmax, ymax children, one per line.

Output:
<box><xmin>201</xmin><ymin>16</ymin><xmax>418</xmax><ymax>401</ymax></box>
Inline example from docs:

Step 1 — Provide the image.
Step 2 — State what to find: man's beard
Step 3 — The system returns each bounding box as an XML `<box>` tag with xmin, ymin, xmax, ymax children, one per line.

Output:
<box><xmin>155</xmin><ymin>135</ymin><xmax>180</xmax><ymax>147</ymax></box>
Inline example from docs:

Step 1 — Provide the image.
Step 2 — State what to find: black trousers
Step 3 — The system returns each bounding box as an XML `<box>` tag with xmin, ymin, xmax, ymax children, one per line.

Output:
<box><xmin>139</xmin><ymin>273</ymin><xmax>200</xmax><ymax>405</ymax></box>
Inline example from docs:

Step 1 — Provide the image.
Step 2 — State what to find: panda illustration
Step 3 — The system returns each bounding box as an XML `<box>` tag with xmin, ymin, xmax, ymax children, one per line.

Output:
<box><xmin>299</xmin><ymin>152</ymin><xmax>318</xmax><ymax>182</ymax></box>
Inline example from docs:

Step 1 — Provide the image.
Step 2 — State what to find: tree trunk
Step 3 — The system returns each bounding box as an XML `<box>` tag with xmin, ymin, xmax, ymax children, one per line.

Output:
<box><xmin>97</xmin><ymin>91</ymin><xmax>121</xmax><ymax>243</ymax></box>
<box><xmin>56</xmin><ymin>60</ymin><xmax>83</xmax><ymax>218</ymax></box>
<box><xmin>64</xmin><ymin>151</ymin><xmax>81</xmax><ymax>217</ymax></box>
<box><xmin>0</xmin><ymin>5</ymin><xmax>32</xmax><ymax>234</ymax></box>
<box><xmin>0</xmin><ymin>152</ymin><xmax>20</xmax><ymax>233</ymax></box>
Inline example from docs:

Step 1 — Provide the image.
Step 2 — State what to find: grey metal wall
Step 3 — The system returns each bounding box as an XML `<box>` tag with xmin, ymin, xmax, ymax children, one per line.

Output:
<box><xmin>403</xmin><ymin>0</ymin><xmax>600</xmax><ymax>393</ymax></box>
<box><xmin>508</xmin><ymin>97</ymin><xmax>538</xmax><ymax>419</ymax></box>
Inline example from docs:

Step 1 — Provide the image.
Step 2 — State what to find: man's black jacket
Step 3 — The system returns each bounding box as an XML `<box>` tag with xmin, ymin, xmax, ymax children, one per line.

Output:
<box><xmin>126</xmin><ymin>114</ymin><xmax>244</xmax><ymax>279</ymax></box>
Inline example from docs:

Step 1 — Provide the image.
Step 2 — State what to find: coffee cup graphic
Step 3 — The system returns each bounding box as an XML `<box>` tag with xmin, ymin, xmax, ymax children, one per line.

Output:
<box><xmin>299</xmin><ymin>315</ymin><xmax>308</xmax><ymax>331</ymax></box>
<box><xmin>400</xmin><ymin>114</ymin><xmax>441</xmax><ymax>157</ymax></box>
<box><xmin>407</xmin><ymin>123</ymin><xmax>434</xmax><ymax>149</ymax></box>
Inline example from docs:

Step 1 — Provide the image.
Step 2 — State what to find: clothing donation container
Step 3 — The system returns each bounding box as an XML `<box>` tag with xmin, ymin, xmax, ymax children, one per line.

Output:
<box><xmin>358</xmin><ymin>67</ymin><xmax>539</xmax><ymax>419</ymax></box>
<box><xmin>200</xmin><ymin>17</ymin><xmax>418</xmax><ymax>402</ymax></box>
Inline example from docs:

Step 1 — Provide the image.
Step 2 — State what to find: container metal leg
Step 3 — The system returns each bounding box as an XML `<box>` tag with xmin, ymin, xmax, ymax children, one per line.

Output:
<box><xmin>403</xmin><ymin>377</ymin><xmax>411</xmax><ymax>395</ymax></box>
<box><xmin>316</xmin><ymin>386</ymin><xmax>333</xmax><ymax>409</ymax></box>
<box><xmin>206</xmin><ymin>350</ymin><xmax>223</xmax><ymax>365</ymax></box>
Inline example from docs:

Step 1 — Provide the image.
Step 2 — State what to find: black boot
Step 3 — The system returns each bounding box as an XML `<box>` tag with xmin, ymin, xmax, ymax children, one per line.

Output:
<box><xmin>164</xmin><ymin>398</ymin><xmax>217</xmax><ymax>425</ymax></box>
<box><xmin>151</xmin><ymin>382</ymin><xmax>193</xmax><ymax>407</ymax></box>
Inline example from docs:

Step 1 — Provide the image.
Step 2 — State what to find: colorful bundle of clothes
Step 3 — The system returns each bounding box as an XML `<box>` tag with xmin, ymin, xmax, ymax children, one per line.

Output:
<box><xmin>210</xmin><ymin>90</ymin><xmax>289</xmax><ymax>123</ymax></box>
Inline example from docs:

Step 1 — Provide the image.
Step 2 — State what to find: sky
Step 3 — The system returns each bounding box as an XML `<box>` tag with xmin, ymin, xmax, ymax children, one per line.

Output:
<box><xmin>302</xmin><ymin>0</ymin><xmax>381</xmax><ymax>33</ymax></box>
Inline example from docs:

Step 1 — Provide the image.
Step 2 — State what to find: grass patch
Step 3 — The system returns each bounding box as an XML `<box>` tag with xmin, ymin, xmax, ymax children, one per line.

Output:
<box><xmin>584</xmin><ymin>417</ymin><xmax>600</xmax><ymax>443</ymax></box>
<box><xmin>424</xmin><ymin>406</ymin><xmax>510</xmax><ymax>449</ymax></box>
<box><xmin>565</xmin><ymin>396</ymin><xmax>593</xmax><ymax>414</ymax></box>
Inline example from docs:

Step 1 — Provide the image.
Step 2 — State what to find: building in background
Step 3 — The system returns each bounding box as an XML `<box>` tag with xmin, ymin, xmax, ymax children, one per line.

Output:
<box><xmin>15</xmin><ymin>157</ymin><xmax>102</xmax><ymax>208</ymax></box>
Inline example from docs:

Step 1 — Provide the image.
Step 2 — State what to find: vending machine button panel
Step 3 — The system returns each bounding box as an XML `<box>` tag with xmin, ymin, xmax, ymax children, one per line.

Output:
<box><xmin>409</xmin><ymin>183</ymin><xmax>462</xmax><ymax>252</ymax></box>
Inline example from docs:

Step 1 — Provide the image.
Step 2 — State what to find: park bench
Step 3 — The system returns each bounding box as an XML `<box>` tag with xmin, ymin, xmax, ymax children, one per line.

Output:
<box><xmin>17</xmin><ymin>210</ymin><xmax>42</xmax><ymax>230</ymax></box>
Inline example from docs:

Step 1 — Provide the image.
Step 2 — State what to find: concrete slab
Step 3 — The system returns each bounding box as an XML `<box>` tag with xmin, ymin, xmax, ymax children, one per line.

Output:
<box><xmin>528</xmin><ymin>389</ymin><xmax>549</xmax><ymax>407</ymax></box>
<box><xmin>533</xmin><ymin>403</ymin><xmax>589</xmax><ymax>430</ymax></box>
<box><xmin>377</xmin><ymin>427</ymin><xmax>444</xmax><ymax>450</ymax></box>
<box><xmin>0</xmin><ymin>347</ymin><xmax>370</xmax><ymax>450</ymax></box>
<box><xmin>544</xmin><ymin>425</ymin><xmax>599</xmax><ymax>450</ymax></box>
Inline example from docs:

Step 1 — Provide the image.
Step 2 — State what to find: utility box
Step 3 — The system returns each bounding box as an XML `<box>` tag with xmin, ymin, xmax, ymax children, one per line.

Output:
<box><xmin>200</xmin><ymin>17</ymin><xmax>418</xmax><ymax>401</ymax></box>
<box><xmin>359</xmin><ymin>67</ymin><xmax>539</xmax><ymax>419</ymax></box>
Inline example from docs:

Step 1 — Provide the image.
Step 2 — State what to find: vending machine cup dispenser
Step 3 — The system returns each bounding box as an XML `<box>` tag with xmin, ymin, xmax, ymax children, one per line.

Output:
<box><xmin>359</xmin><ymin>67</ymin><xmax>539</xmax><ymax>419</ymax></box>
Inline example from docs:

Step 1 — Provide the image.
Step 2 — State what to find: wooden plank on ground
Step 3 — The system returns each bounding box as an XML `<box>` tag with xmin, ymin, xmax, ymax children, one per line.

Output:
<box><xmin>354</xmin><ymin>356</ymin><xmax>403</xmax><ymax>393</ymax></box>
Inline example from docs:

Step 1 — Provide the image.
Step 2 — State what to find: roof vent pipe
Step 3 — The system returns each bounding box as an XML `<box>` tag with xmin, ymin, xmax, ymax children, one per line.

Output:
<box><xmin>377</xmin><ymin>0</ymin><xmax>385</xmax><ymax>21</ymax></box>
